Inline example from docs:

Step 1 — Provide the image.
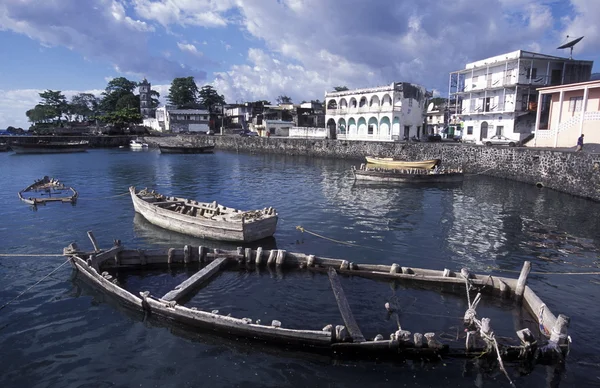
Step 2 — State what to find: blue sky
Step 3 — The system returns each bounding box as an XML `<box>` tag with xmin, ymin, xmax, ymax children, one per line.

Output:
<box><xmin>1</xmin><ymin>0</ymin><xmax>599</xmax><ymax>129</ymax></box>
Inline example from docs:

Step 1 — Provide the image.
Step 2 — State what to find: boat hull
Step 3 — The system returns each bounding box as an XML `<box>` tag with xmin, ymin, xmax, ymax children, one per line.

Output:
<box><xmin>365</xmin><ymin>157</ymin><xmax>441</xmax><ymax>169</ymax></box>
<box><xmin>11</xmin><ymin>142</ymin><xmax>88</xmax><ymax>154</ymax></box>
<box><xmin>354</xmin><ymin>170</ymin><xmax>464</xmax><ymax>183</ymax></box>
<box><xmin>159</xmin><ymin>145</ymin><xmax>215</xmax><ymax>154</ymax></box>
<box><xmin>18</xmin><ymin>176</ymin><xmax>78</xmax><ymax>205</ymax></box>
<box><xmin>130</xmin><ymin>187</ymin><xmax>278</xmax><ymax>242</ymax></box>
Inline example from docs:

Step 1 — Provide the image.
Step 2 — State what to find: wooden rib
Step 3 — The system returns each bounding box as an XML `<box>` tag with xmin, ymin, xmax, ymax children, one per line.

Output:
<box><xmin>91</xmin><ymin>245</ymin><xmax>124</xmax><ymax>268</ymax></box>
<box><xmin>328</xmin><ymin>267</ymin><xmax>365</xmax><ymax>343</ymax></box>
<box><xmin>162</xmin><ymin>257</ymin><xmax>227</xmax><ymax>302</ymax></box>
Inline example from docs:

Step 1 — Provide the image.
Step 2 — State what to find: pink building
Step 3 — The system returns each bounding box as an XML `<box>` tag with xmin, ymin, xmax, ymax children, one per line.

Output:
<box><xmin>533</xmin><ymin>80</ymin><xmax>600</xmax><ymax>148</ymax></box>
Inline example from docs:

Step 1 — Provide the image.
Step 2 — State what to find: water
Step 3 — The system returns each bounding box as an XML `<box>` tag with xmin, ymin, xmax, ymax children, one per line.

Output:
<box><xmin>1</xmin><ymin>148</ymin><xmax>600</xmax><ymax>387</ymax></box>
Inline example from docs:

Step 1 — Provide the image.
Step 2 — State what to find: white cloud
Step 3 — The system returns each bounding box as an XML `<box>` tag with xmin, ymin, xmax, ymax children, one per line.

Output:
<box><xmin>132</xmin><ymin>0</ymin><xmax>235</xmax><ymax>28</ymax></box>
<box><xmin>177</xmin><ymin>42</ymin><xmax>203</xmax><ymax>57</ymax></box>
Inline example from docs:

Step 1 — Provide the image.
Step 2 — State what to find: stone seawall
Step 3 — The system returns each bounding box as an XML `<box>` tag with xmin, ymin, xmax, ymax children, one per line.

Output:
<box><xmin>144</xmin><ymin>135</ymin><xmax>600</xmax><ymax>202</ymax></box>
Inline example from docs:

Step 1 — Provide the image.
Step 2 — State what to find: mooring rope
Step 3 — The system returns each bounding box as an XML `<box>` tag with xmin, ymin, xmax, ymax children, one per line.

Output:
<box><xmin>0</xmin><ymin>258</ymin><xmax>70</xmax><ymax>312</ymax></box>
<box><xmin>488</xmin><ymin>267</ymin><xmax>600</xmax><ymax>276</ymax></box>
<box><xmin>77</xmin><ymin>191</ymin><xmax>129</xmax><ymax>200</ymax></box>
<box><xmin>295</xmin><ymin>225</ymin><xmax>398</xmax><ymax>253</ymax></box>
<box><xmin>0</xmin><ymin>253</ymin><xmax>64</xmax><ymax>257</ymax></box>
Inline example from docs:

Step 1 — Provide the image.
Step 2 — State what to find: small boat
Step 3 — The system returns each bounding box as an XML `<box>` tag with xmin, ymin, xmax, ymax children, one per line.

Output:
<box><xmin>130</xmin><ymin>139</ymin><xmax>148</xmax><ymax>149</ymax></box>
<box><xmin>64</xmin><ymin>233</ymin><xmax>570</xmax><ymax>366</ymax></box>
<box><xmin>130</xmin><ymin>187</ymin><xmax>278</xmax><ymax>242</ymax></box>
<box><xmin>365</xmin><ymin>157</ymin><xmax>441</xmax><ymax>169</ymax></box>
<box><xmin>159</xmin><ymin>144</ymin><xmax>215</xmax><ymax>154</ymax></box>
<box><xmin>18</xmin><ymin>176</ymin><xmax>78</xmax><ymax>206</ymax></box>
<box><xmin>352</xmin><ymin>164</ymin><xmax>464</xmax><ymax>184</ymax></box>
<box><xmin>10</xmin><ymin>140</ymin><xmax>88</xmax><ymax>154</ymax></box>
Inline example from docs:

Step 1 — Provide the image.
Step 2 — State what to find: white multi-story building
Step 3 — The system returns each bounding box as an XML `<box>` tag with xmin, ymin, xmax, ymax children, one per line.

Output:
<box><xmin>324</xmin><ymin>82</ymin><xmax>427</xmax><ymax>141</ymax></box>
<box><xmin>449</xmin><ymin>50</ymin><xmax>592</xmax><ymax>144</ymax></box>
<box><xmin>144</xmin><ymin>106</ymin><xmax>211</xmax><ymax>133</ymax></box>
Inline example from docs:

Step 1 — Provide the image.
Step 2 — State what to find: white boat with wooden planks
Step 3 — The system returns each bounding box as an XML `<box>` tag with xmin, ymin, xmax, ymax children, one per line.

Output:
<box><xmin>130</xmin><ymin>187</ymin><xmax>278</xmax><ymax>243</ymax></box>
<box><xmin>352</xmin><ymin>164</ymin><xmax>464</xmax><ymax>183</ymax></box>
<box><xmin>18</xmin><ymin>176</ymin><xmax>78</xmax><ymax>206</ymax></box>
<box><xmin>365</xmin><ymin>157</ymin><xmax>441</xmax><ymax>169</ymax></box>
<box><xmin>64</xmin><ymin>232</ymin><xmax>570</xmax><ymax>365</ymax></box>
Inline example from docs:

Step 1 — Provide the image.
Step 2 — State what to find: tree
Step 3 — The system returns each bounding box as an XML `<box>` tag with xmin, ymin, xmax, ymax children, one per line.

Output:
<box><xmin>38</xmin><ymin>90</ymin><xmax>68</xmax><ymax>121</ymax></box>
<box><xmin>115</xmin><ymin>93</ymin><xmax>140</xmax><ymax>111</ymax></box>
<box><xmin>100</xmin><ymin>107</ymin><xmax>142</xmax><ymax>131</ymax></box>
<box><xmin>70</xmin><ymin>93</ymin><xmax>99</xmax><ymax>121</ymax></box>
<box><xmin>26</xmin><ymin>104</ymin><xmax>56</xmax><ymax>124</ymax></box>
<box><xmin>333</xmin><ymin>86</ymin><xmax>349</xmax><ymax>92</ymax></box>
<box><xmin>167</xmin><ymin>77</ymin><xmax>199</xmax><ymax>108</ymax></box>
<box><xmin>198</xmin><ymin>85</ymin><xmax>226</xmax><ymax>111</ymax></box>
<box><xmin>430</xmin><ymin>97</ymin><xmax>449</xmax><ymax>107</ymax></box>
<box><xmin>100</xmin><ymin>77</ymin><xmax>138</xmax><ymax>113</ymax></box>
<box><xmin>150</xmin><ymin>90</ymin><xmax>160</xmax><ymax>109</ymax></box>
<box><xmin>276</xmin><ymin>95</ymin><xmax>292</xmax><ymax>104</ymax></box>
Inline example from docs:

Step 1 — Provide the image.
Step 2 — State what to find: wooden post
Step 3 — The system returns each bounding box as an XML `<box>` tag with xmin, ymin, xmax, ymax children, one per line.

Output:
<box><xmin>198</xmin><ymin>246</ymin><xmax>206</xmax><ymax>263</ymax></box>
<box><xmin>328</xmin><ymin>268</ymin><xmax>366</xmax><ymax>343</ymax></box>
<box><xmin>87</xmin><ymin>231</ymin><xmax>100</xmax><ymax>252</ymax></box>
<box><xmin>275</xmin><ymin>250</ymin><xmax>286</xmax><ymax>267</ymax></box>
<box><xmin>255</xmin><ymin>247</ymin><xmax>263</xmax><ymax>266</ymax></box>
<box><xmin>162</xmin><ymin>257</ymin><xmax>228</xmax><ymax>302</ymax></box>
<box><xmin>245</xmin><ymin>248</ymin><xmax>253</xmax><ymax>264</ymax></box>
<box><xmin>549</xmin><ymin>314</ymin><xmax>570</xmax><ymax>346</ymax></box>
<box><xmin>184</xmin><ymin>245</ymin><xmax>191</xmax><ymax>264</ymax></box>
<box><xmin>390</xmin><ymin>264</ymin><xmax>400</xmax><ymax>274</ymax></box>
<box><xmin>267</xmin><ymin>250</ymin><xmax>276</xmax><ymax>266</ymax></box>
<box><xmin>515</xmin><ymin>261</ymin><xmax>531</xmax><ymax>300</ymax></box>
<box><xmin>168</xmin><ymin>248</ymin><xmax>175</xmax><ymax>264</ymax></box>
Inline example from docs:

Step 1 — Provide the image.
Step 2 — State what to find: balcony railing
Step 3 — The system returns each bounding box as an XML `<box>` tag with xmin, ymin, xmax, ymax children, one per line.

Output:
<box><xmin>326</xmin><ymin>105</ymin><xmax>395</xmax><ymax>115</ymax></box>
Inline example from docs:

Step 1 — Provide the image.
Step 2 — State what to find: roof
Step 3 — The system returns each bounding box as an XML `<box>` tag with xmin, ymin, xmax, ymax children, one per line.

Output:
<box><xmin>537</xmin><ymin>79</ymin><xmax>600</xmax><ymax>93</ymax></box>
<box><xmin>168</xmin><ymin>109</ymin><xmax>209</xmax><ymax>114</ymax></box>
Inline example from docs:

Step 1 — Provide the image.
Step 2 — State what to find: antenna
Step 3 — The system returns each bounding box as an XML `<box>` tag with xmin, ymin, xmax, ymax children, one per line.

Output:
<box><xmin>557</xmin><ymin>36</ymin><xmax>584</xmax><ymax>60</ymax></box>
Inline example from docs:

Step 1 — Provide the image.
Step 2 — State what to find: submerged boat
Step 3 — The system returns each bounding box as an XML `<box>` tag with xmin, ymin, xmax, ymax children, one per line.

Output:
<box><xmin>130</xmin><ymin>187</ymin><xmax>278</xmax><ymax>242</ymax></box>
<box><xmin>64</xmin><ymin>234</ymin><xmax>570</xmax><ymax>366</ymax></box>
<box><xmin>365</xmin><ymin>157</ymin><xmax>441</xmax><ymax>169</ymax></box>
<box><xmin>159</xmin><ymin>144</ymin><xmax>215</xmax><ymax>154</ymax></box>
<box><xmin>11</xmin><ymin>140</ymin><xmax>89</xmax><ymax>154</ymax></box>
<box><xmin>18</xmin><ymin>176</ymin><xmax>78</xmax><ymax>205</ymax></box>
<box><xmin>352</xmin><ymin>164</ymin><xmax>464</xmax><ymax>183</ymax></box>
<box><xmin>130</xmin><ymin>139</ymin><xmax>148</xmax><ymax>149</ymax></box>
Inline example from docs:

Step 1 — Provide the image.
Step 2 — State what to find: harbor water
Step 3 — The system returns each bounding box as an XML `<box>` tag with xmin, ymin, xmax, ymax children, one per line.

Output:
<box><xmin>1</xmin><ymin>148</ymin><xmax>600</xmax><ymax>387</ymax></box>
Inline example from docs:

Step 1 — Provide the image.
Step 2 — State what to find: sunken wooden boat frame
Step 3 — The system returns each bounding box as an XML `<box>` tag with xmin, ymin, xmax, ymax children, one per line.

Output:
<box><xmin>130</xmin><ymin>187</ymin><xmax>278</xmax><ymax>243</ymax></box>
<box><xmin>64</xmin><ymin>232</ymin><xmax>570</xmax><ymax>365</ymax></box>
<box><xmin>352</xmin><ymin>164</ymin><xmax>465</xmax><ymax>183</ymax></box>
<box><xmin>18</xmin><ymin>176</ymin><xmax>78</xmax><ymax>206</ymax></box>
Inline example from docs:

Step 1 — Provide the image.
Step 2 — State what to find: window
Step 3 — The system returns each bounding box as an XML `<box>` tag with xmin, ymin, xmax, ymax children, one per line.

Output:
<box><xmin>569</xmin><ymin>96</ymin><xmax>583</xmax><ymax>112</ymax></box>
<box><xmin>496</xmin><ymin>126</ymin><xmax>504</xmax><ymax>136</ymax></box>
<box><xmin>417</xmin><ymin>126</ymin><xmax>421</xmax><ymax>136</ymax></box>
<box><xmin>368</xmin><ymin>125</ymin><xmax>374</xmax><ymax>135</ymax></box>
<box><xmin>472</xmin><ymin>75</ymin><xmax>479</xmax><ymax>82</ymax></box>
<box><xmin>404</xmin><ymin>125</ymin><xmax>410</xmax><ymax>139</ymax></box>
<box><xmin>467</xmin><ymin>126</ymin><xmax>473</xmax><ymax>135</ymax></box>
<box><xmin>269</xmin><ymin>127</ymin><xmax>275</xmax><ymax>134</ymax></box>
<box><xmin>526</xmin><ymin>68</ymin><xmax>537</xmax><ymax>79</ymax></box>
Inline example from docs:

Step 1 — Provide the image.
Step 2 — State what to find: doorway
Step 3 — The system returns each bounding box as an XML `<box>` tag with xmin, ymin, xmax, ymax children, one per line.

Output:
<box><xmin>480</xmin><ymin>121</ymin><xmax>488</xmax><ymax>141</ymax></box>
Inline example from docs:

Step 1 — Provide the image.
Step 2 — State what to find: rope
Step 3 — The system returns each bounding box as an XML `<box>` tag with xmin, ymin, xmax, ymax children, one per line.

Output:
<box><xmin>78</xmin><ymin>192</ymin><xmax>129</xmax><ymax>200</ymax></box>
<box><xmin>295</xmin><ymin>226</ymin><xmax>398</xmax><ymax>253</ymax></box>
<box><xmin>0</xmin><ymin>258</ymin><xmax>70</xmax><ymax>312</ymax></box>
<box><xmin>0</xmin><ymin>253</ymin><xmax>64</xmax><ymax>257</ymax></box>
<box><xmin>487</xmin><ymin>266</ymin><xmax>600</xmax><ymax>276</ymax></box>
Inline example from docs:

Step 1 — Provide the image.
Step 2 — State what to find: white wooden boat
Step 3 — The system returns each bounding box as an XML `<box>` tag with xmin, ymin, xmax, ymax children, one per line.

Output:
<box><xmin>18</xmin><ymin>176</ymin><xmax>78</xmax><ymax>205</ymax></box>
<box><xmin>365</xmin><ymin>157</ymin><xmax>441</xmax><ymax>169</ymax></box>
<box><xmin>130</xmin><ymin>187</ymin><xmax>278</xmax><ymax>242</ymax></box>
<box><xmin>64</xmin><ymin>234</ymin><xmax>570</xmax><ymax>365</ymax></box>
<box><xmin>130</xmin><ymin>139</ymin><xmax>148</xmax><ymax>149</ymax></box>
<box><xmin>352</xmin><ymin>164</ymin><xmax>464</xmax><ymax>183</ymax></box>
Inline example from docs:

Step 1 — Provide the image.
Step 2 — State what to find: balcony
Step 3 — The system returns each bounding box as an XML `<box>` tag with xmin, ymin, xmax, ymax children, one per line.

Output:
<box><xmin>326</xmin><ymin>105</ymin><xmax>395</xmax><ymax>115</ymax></box>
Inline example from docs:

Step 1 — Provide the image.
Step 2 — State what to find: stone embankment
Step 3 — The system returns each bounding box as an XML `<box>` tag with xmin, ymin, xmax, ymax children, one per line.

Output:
<box><xmin>143</xmin><ymin>135</ymin><xmax>600</xmax><ymax>202</ymax></box>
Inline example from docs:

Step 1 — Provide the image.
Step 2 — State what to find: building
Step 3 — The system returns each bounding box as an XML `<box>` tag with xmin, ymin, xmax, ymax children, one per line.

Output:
<box><xmin>295</xmin><ymin>102</ymin><xmax>325</xmax><ymax>128</ymax></box>
<box><xmin>449</xmin><ymin>50</ymin><xmax>593</xmax><ymax>144</ymax></box>
<box><xmin>426</xmin><ymin>103</ymin><xmax>448</xmax><ymax>135</ymax></box>
<box><xmin>533</xmin><ymin>80</ymin><xmax>600</xmax><ymax>148</ymax></box>
<box><xmin>144</xmin><ymin>106</ymin><xmax>211</xmax><ymax>133</ymax></box>
<box><xmin>139</xmin><ymin>78</ymin><xmax>155</xmax><ymax>118</ymax></box>
<box><xmin>324</xmin><ymin>82</ymin><xmax>427</xmax><ymax>141</ymax></box>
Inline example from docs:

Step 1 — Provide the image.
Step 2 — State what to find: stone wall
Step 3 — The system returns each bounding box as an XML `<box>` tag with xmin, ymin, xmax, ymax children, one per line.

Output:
<box><xmin>142</xmin><ymin>135</ymin><xmax>600</xmax><ymax>201</ymax></box>
<box><xmin>289</xmin><ymin>126</ymin><xmax>328</xmax><ymax>138</ymax></box>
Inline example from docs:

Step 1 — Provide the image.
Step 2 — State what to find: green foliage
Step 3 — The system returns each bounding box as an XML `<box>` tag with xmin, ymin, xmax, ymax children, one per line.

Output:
<box><xmin>115</xmin><ymin>93</ymin><xmax>140</xmax><ymax>111</ymax></box>
<box><xmin>100</xmin><ymin>107</ymin><xmax>142</xmax><ymax>130</ymax></box>
<box><xmin>333</xmin><ymin>86</ymin><xmax>349</xmax><ymax>92</ymax></box>
<box><xmin>38</xmin><ymin>90</ymin><xmax>68</xmax><ymax>121</ymax></box>
<box><xmin>100</xmin><ymin>77</ymin><xmax>138</xmax><ymax>113</ymax></box>
<box><xmin>198</xmin><ymin>85</ymin><xmax>226</xmax><ymax>111</ymax></box>
<box><xmin>276</xmin><ymin>95</ymin><xmax>292</xmax><ymax>104</ymax></box>
<box><xmin>70</xmin><ymin>93</ymin><xmax>99</xmax><ymax>121</ymax></box>
<box><xmin>167</xmin><ymin>77</ymin><xmax>199</xmax><ymax>108</ymax></box>
<box><xmin>150</xmin><ymin>90</ymin><xmax>160</xmax><ymax>109</ymax></box>
<box><xmin>26</xmin><ymin>104</ymin><xmax>58</xmax><ymax>124</ymax></box>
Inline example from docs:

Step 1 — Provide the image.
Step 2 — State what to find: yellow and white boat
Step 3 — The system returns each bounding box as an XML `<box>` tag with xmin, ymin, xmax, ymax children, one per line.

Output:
<box><xmin>365</xmin><ymin>156</ymin><xmax>441</xmax><ymax>169</ymax></box>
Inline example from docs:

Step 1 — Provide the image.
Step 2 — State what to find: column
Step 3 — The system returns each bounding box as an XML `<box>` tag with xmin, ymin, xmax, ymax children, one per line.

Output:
<box><xmin>579</xmin><ymin>86</ymin><xmax>589</xmax><ymax>136</ymax></box>
<box><xmin>554</xmin><ymin>90</ymin><xmax>564</xmax><ymax>148</ymax></box>
<box><xmin>534</xmin><ymin>91</ymin><xmax>544</xmax><ymax>147</ymax></box>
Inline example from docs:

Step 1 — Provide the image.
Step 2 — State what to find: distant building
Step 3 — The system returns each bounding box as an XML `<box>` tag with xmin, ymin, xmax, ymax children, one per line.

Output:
<box><xmin>139</xmin><ymin>78</ymin><xmax>155</xmax><ymax>119</ymax></box>
<box><xmin>449</xmin><ymin>50</ymin><xmax>593</xmax><ymax>144</ymax></box>
<box><xmin>533</xmin><ymin>79</ymin><xmax>600</xmax><ymax>148</ymax></box>
<box><xmin>426</xmin><ymin>103</ymin><xmax>448</xmax><ymax>135</ymax></box>
<box><xmin>324</xmin><ymin>82</ymin><xmax>427</xmax><ymax>141</ymax></box>
<box><xmin>144</xmin><ymin>106</ymin><xmax>211</xmax><ymax>133</ymax></box>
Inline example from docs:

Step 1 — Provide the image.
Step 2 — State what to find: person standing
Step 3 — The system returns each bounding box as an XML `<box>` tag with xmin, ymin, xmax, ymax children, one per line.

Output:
<box><xmin>576</xmin><ymin>134</ymin><xmax>584</xmax><ymax>152</ymax></box>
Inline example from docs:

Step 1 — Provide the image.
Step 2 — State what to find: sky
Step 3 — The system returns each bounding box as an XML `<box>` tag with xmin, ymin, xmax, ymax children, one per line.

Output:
<box><xmin>1</xmin><ymin>0</ymin><xmax>599</xmax><ymax>129</ymax></box>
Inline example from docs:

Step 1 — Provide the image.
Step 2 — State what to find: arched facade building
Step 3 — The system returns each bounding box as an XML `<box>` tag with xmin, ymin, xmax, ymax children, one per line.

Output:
<box><xmin>324</xmin><ymin>82</ymin><xmax>427</xmax><ymax>141</ymax></box>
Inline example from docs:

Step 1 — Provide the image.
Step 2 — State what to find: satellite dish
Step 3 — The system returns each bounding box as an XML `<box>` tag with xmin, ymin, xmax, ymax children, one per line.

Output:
<box><xmin>427</xmin><ymin>102</ymin><xmax>434</xmax><ymax>112</ymax></box>
<box><xmin>557</xmin><ymin>36</ymin><xmax>584</xmax><ymax>60</ymax></box>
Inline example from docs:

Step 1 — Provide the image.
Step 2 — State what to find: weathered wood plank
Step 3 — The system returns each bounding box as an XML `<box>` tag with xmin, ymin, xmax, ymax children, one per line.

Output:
<box><xmin>91</xmin><ymin>245</ymin><xmax>124</xmax><ymax>268</ymax></box>
<box><xmin>328</xmin><ymin>267</ymin><xmax>365</xmax><ymax>343</ymax></box>
<box><xmin>162</xmin><ymin>257</ymin><xmax>227</xmax><ymax>302</ymax></box>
